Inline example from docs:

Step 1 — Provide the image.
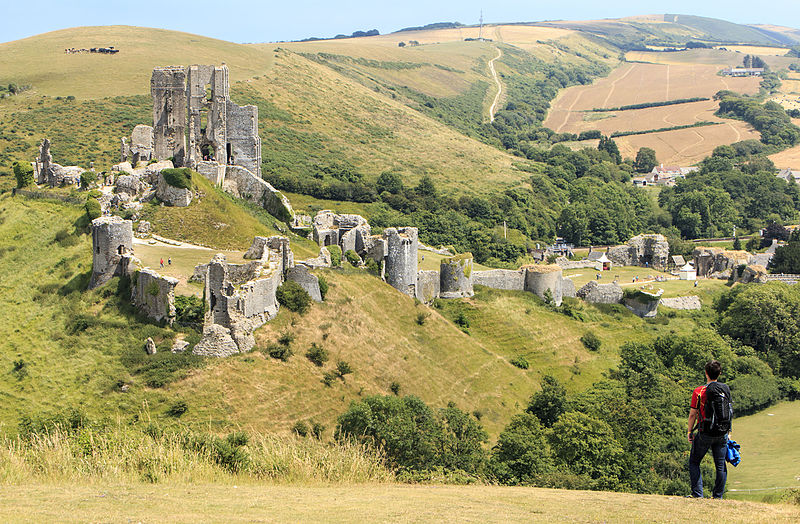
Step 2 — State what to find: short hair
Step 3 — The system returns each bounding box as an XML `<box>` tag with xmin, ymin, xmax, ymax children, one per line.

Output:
<box><xmin>705</xmin><ymin>360</ymin><xmax>722</xmax><ymax>380</ymax></box>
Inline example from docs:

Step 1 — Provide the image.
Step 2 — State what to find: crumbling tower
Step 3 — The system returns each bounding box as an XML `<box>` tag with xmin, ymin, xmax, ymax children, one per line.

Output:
<box><xmin>151</xmin><ymin>67</ymin><xmax>188</xmax><ymax>166</ymax></box>
<box><xmin>439</xmin><ymin>253</ymin><xmax>474</xmax><ymax>299</ymax></box>
<box><xmin>384</xmin><ymin>227</ymin><xmax>418</xmax><ymax>297</ymax></box>
<box><xmin>89</xmin><ymin>216</ymin><xmax>133</xmax><ymax>289</ymax></box>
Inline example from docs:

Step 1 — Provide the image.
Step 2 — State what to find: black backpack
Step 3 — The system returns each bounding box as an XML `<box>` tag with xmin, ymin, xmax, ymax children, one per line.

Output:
<box><xmin>702</xmin><ymin>382</ymin><xmax>733</xmax><ymax>437</ymax></box>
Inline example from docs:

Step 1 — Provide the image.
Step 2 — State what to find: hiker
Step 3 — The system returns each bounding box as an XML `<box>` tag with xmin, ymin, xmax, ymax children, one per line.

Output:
<box><xmin>694</xmin><ymin>280</ymin><xmax>698</xmax><ymax>288</ymax></box>
<box><xmin>168</xmin><ymin>257</ymin><xmax>172</xmax><ymax>266</ymax></box>
<box><xmin>687</xmin><ymin>360</ymin><xmax>733</xmax><ymax>498</ymax></box>
<box><xmin>160</xmin><ymin>258</ymin><xmax>164</xmax><ymax>268</ymax></box>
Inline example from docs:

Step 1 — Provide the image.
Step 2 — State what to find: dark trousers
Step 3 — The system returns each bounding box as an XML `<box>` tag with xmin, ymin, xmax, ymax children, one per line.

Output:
<box><xmin>689</xmin><ymin>432</ymin><xmax>728</xmax><ymax>498</ymax></box>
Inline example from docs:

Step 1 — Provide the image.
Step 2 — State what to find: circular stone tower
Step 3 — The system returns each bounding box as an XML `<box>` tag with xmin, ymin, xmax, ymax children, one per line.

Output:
<box><xmin>439</xmin><ymin>253</ymin><xmax>474</xmax><ymax>298</ymax></box>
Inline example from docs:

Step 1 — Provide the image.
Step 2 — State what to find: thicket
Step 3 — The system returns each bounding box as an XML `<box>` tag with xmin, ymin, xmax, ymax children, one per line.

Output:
<box><xmin>590</xmin><ymin>97</ymin><xmax>709</xmax><ymax>112</ymax></box>
<box><xmin>161</xmin><ymin>168</ymin><xmax>194</xmax><ymax>189</ymax></box>
<box><xmin>610</xmin><ymin>121</ymin><xmax>716</xmax><ymax>138</ymax></box>
<box><xmin>276</xmin><ymin>281</ymin><xmax>311</xmax><ymax>314</ymax></box>
<box><xmin>716</xmin><ymin>94</ymin><xmax>800</xmax><ymax>148</ymax></box>
<box><xmin>12</xmin><ymin>161</ymin><xmax>34</xmax><ymax>188</ymax></box>
<box><xmin>769</xmin><ymin>230</ymin><xmax>800</xmax><ymax>274</ymax></box>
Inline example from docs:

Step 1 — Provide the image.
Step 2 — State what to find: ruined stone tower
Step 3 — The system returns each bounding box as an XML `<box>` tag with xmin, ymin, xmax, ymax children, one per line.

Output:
<box><xmin>439</xmin><ymin>253</ymin><xmax>474</xmax><ymax>299</ymax></box>
<box><xmin>384</xmin><ymin>227</ymin><xmax>418</xmax><ymax>297</ymax></box>
<box><xmin>151</xmin><ymin>64</ymin><xmax>261</xmax><ymax>177</ymax></box>
<box><xmin>89</xmin><ymin>216</ymin><xmax>133</xmax><ymax>289</ymax></box>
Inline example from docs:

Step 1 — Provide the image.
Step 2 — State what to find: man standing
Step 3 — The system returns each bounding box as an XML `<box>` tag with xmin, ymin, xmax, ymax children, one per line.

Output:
<box><xmin>687</xmin><ymin>360</ymin><xmax>733</xmax><ymax>498</ymax></box>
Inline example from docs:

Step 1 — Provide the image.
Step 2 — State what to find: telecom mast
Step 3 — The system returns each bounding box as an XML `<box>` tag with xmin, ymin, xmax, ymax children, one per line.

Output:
<box><xmin>479</xmin><ymin>10</ymin><xmax>484</xmax><ymax>41</ymax></box>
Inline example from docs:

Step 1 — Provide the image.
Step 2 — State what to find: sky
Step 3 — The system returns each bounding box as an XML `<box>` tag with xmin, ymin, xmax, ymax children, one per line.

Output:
<box><xmin>2</xmin><ymin>0</ymin><xmax>799</xmax><ymax>44</ymax></box>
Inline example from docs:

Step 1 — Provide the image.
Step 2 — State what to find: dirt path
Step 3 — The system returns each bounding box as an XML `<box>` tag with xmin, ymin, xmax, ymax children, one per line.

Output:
<box><xmin>488</xmin><ymin>46</ymin><xmax>503</xmax><ymax>123</ymax></box>
<box><xmin>600</xmin><ymin>63</ymin><xmax>636</xmax><ymax>110</ymax></box>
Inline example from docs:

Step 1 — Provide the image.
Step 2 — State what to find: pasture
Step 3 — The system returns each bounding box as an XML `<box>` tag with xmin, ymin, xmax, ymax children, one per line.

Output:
<box><xmin>727</xmin><ymin>401</ymin><xmax>800</xmax><ymax>498</ymax></box>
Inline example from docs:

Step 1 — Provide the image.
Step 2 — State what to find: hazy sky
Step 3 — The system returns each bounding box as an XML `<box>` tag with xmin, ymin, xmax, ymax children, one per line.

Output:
<box><xmin>2</xmin><ymin>0</ymin><xmax>799</xmax><ymax>44</ymax></box>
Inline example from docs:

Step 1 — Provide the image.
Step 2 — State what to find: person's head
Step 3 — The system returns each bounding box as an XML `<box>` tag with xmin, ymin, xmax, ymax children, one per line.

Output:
<box><xmin>705</xmin><ymin>360</ymin><xmax>722</xmax><ymax>381</ymax></box>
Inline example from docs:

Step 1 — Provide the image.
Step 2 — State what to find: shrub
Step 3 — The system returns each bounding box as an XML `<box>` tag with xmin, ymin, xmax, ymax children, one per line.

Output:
<box><xmin>174</xmin><ymin>295</ymin><xmax>205</xmax><ymax>325</ymax></box>
<box><xmin>160</xmin><ymin>167</ymin><xmax>193</xmax><ymax>189</ymax></box>
<box><xmin>311</xmin><ymin>421</ymin><xmax>326</xmax><ymax>439</ymax></box>
<box><xmin>345</xmin><ymin>249</ymin><xmax>361</xmax><ymax>267</ymax></box>
<box><xmin>147</xmin><ymin>281</ymin><xmax>160</xmax><ymax>297</ymax></box>
<box><xmin>266</xmin><ymin>344</ymin><xmax>292</xmax><ymax>362</ymax></box>
<box><xmin>510</xmin><ymin>356</ymin><xmax>529</xmax><ymax>369</ymax></box>
<box><xmin>305</xmin><ymin>343</ymin><xmax>328</xmax><ymax>366</ymax></box>
<box><xmin>328</xmin><ymin>245</ymin><xmax>342</xmax><ymax>267</ymax></box>
<box><xmin>85</xmin><ymin>197</ymin><xmax>101</xmax><ymax>220</ymax></box>
<box><xmin>365</xmin><ymin>257</ymin><xmax>380</xmax><ymax>276</ymax></box>
<box><xmin>317</xmin><ymin>275</ymin><xmax>329</xmax><ymax>300</ymax></box>
<box><xmin>454</xmin><ymin>311</ymin><xmax>470</xmax><ymax>328</ymax></box>
<box><xmin>80</xmin><ymin>171</ymin><xmax>98</xmax><ymax>189</ymax></box>
<box><xmin>390</xmin><ymin>381</ymin><xmax>401</xmax><ymax>395</ymax></box>
<box><xmin>276</xmin><ymin>281</ymin><xmax>311</xmax><ymax>314</ymax></box>
<box><xmin>322</xmin><ymin>371</ymin><xmax>337</xmax><ymax>386</ymax></box>
<box><xmin>293</xmin><ymin>421</ymin><xmax>309</xmax><ymax>437</ymax></box>
<box><xmin>12</xmin><ymin>161</ymin><xmax>34</xmax><ymax>188</ymax></box>
<box><xmin>415</xmin><ymin>311</ymin><xmax>430</xmax><ymax>325</ymax></box>
<box><xmin>277</xmin><ymin>332</ymin><xmax>295</xmax><ymax>346</ymax></box>
<box><xmin>336</xmin><ymin>360</ymin><xmax>353</xmax><ymax>377</ymax></box>
<box><xmin>580</xmin><ymin>331</ymin><xmax>602</xmax><ymax>351</ymax></box>
<box><xmin>54</xmin><ymin>228</ymin><xmax>78</xmax><ymax>247</ymax></box>
<box><xmin>166</xmin><ymin>400</ymin><xmax>188</xmax><ymax>418</ymax></box>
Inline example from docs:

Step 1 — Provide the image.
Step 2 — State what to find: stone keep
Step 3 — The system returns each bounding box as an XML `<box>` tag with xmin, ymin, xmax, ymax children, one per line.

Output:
<box><xmin>89</xmin><ymin>216</ymin><xmax>133</xmax><ymax>289</ymax></box>
<box><xmin>439</xmin><ymin>254</ymin><xmax>474</xmax><ymax>299</ymax></box>
<box><xmin>384</xmin><ymin>227</ymin><xmax>418</xmax><ymax>297</ymax></box>
<box><xmin>607</xmin><ymin>234</ymin><xmax>670</xmax><ymax>270</ymax></box>
<box><xmin>120</xmin><ymin>125</ymin><xmax>154</xmax><ymax>165</ymax></box>
<box><xmin>151</xmin><ymin>66</ymin><xmax>187</xmax><ymax>166</ymax></box>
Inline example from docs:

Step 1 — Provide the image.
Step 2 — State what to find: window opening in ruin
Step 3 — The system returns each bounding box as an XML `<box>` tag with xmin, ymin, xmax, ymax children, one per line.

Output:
<box><xmin>96</xmin><ymin>245</ymin><xmax>100</xmax><ymax>254</ymax></box>
<box><xmin>226</xmin><ymin>143</ymin><xmax>233</xmax><ymax>165</ymax></box>
<box><xmin>201</xmin><ymin>144</ymin><xmax>213</xmax><ymax>161</ymax></box>
<box><xmin>205</xmin><ymin>85</ymin><xmax>213</xmax><ymax>103</ymax></box>
<box><xmin>200</xmin><ymin>108</ymin><xmax>208</xmax><ymax>135</ymax></box>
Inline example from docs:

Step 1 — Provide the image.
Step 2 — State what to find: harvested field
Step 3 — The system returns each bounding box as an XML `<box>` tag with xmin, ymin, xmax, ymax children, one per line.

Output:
<box><xmin>614</xmin><ymin>120</ymin><xmax>760</xmax><ymax>166</ymax></box>
<box><xmin>713</xmin><ymin>45</ymin><xmax>790</xmax><ymax>56</ymax></box>
<box><xmin>769</xmin><ymin>142</ymin><xmax>800</xmax><ymax>169</ymax></box>
<box><xmin>626</xmin><ymin>49</ymin><xmax>797</xmax><ymax>69</ymax></box>
<box><xmin>544</xmin><ymin>61</ymin><xmax>761</xmax><ymax>164</ymax></box>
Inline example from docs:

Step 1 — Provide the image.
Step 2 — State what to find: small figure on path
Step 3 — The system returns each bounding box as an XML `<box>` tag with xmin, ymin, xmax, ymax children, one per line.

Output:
<box><xmin>160</xmin><ymin>258</ymin><xmax>164</xmax><ymax>268</ymax></box>
<box><xmin>168</xmin><ymin>257</ymin><xmax>172</xmax><ymax>266</ymax></box>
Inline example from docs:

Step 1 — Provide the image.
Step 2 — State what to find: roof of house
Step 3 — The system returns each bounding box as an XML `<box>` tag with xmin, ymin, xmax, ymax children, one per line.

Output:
<box><xmin>597</xmin><ymin>254</ymin><xmax>612</xmax><ymax>264</ymax></box>
<box><xmin>680</xmin><ymin>262</ymin><xmax>696</xmax><ymax>272</ymax></box>
<box><xmin>671</xmin><ymin>255</ymin><xmax>686</xmax><ymax>266</ymax></box>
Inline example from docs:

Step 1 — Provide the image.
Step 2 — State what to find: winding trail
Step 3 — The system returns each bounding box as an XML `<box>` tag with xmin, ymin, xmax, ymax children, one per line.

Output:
<box><xmin>488</xmin><ymin>46</ymin><xmax>503</xmax><ymax>123</ymax></box>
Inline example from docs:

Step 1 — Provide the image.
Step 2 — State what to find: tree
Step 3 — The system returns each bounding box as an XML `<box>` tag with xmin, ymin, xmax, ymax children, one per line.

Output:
<box><xmin>549</xmin><ymin>412</ymin><xmax>624</xmax><ymax>486</ymax></box>
<box><xmin>12</xmin><ymin>161</ymin><xmax>34</xmax><ymax>188</ymax></box>
<box><xmin>438</xmin><ymin>402</ymin><xmax>489</xmax><ymax>474</ymax></box>
<box><xmin>526</xmin><ymin>375</ymin><xmax>568</xmax><ymax>427</ymax></box>
<box><xmin>762</xmin><ymin>222</ymin><xmax>790</xmax><ymax>247</ymax></box>
<box><xmin>634</xmin><ymin>147</ymin><xmax>657</xmax><ymax>173</ymax></box>
<box><xmin>769</xmin><ymin>239</ymin><xmax>800</xmax><ymax>274</ymax></box>
<box><xmin>376</xmin><ymin>171</ymin><xmax>404</xmax><ymax>194</ymax></box>
<box><xmin>743</xmin><ymin>54</ymin><xmax>752</xmax><ymax>68</ymax></box>
<box><xmin>598</xmin><ymin>136</ymin><xmax>621</xmax><ymax>164</ymax></box>
<box><xmin>733</xmin><ymin>236</ymin><xmax>742</xmax><ymax>251</ymax></box>
<box><xmin>491</xmin><ymin>413</ymin><xmax>553</xmax><ymax>484</ymax></box>
<box><xmin>276</xmin><ymin>281</ymin><xmax>311</xmax><ymax>314</ymax></box>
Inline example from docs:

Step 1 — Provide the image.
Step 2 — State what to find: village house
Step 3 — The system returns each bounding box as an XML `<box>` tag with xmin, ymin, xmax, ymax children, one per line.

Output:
<box><xmin>632</xmin><ymin>165</ymin><xmax>698</xmax><ymax>187</ymax></box>
<box><xmin>721</xmin><ymin>67</ymin><xmax>764</xmax><ymax>77</ymax></box>
<box><xmin>776</xmin><ymin>168</ymin><xmax>800</xmax><ymax>185</ymax></box>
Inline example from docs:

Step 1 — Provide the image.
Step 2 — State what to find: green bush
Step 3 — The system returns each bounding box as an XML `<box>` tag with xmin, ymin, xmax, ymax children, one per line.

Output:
<box><xmin>80</xmin><ymin>171</ymin><xmax>98</xmax><ymax>189</ymax></box>
<box><xmin>580</xmin><ymin>331</ymin><xmax>602</xmax><ymax>351</ymax></box>
<box><xmin>160</xmin><ymin>167</ymin><xmax>193</xmax><ymax>189</ymax></box>
<box><xmin>336</xmin><ymin>360</ymin><xmax>353</xmax><ymax>377</ymax></box>
<box><xmin>85</xmin><ymin>197</ymin><xmax>101</xmax><ymax>220</ymax></box>
<box><xmin>265</xmin><ymin>343</ymin><xmax>292</xmax><ymax>362</ymax></box>
<box><xmin>12</xmin><ymin>161</ymin><xmax>34</xmax><ymax>188</ymax></box>
<box><xmin>328</xmin><ymin>245</ymin><xmax>342</xmax><ymax>267</ymax></box>
<box><xmin>510</xmin><ymin>356</ymin><xmax>529</xmax><ymax>369</ymax></box>
<box><xmin>311</xmin><ymin>421</ymin><xmax>326</xmax><ymax>439</ymax></box>
<box><xmin>54</xmin><ymin>228</ymin><xmax>79</xmax><ymax>247</ymax></box>
<box><xmin>166</xmin><ymin>400</ymin><xmax>188</xmax><ymax>418</ymax></box>
<box><xmin>293</xmin><ymin>421</ymin><xmax>309</xmax><ymax>437</ymax></box>
<box><xmin>277</xmin><ymin>332</ymin><xmax>295</xmax><ymax>346</ymax></box>
<box><xmin>415</xmin><ymin>311</ymin><xmax>430</xmax><ymax>326</ymax></box>
<box><xmin>390</xmin><ymin>381</ymin><xmax>401</xmax><ymax>395</ymax></box>
<box><xmin>305</xmin><ymin>343</ymin><xmax>328</xmax><ymax>366</ymax></box>
<box><xmin>276</xmin><ymin>280</ymin><xmax>311</xmax><ymax>314</ymax></box>
<box><xmin>365</xmin><ymin>257</ymin><xmax>380</xmax><ymax>276</ymax></box>
<box><xmin>174</xmin><ymin>295</ymin><xmax>205</xmax><ymax>324</ymax></box>
<box><xmin>345</xmin><ymin>249</ymin><xmax>361</xmax><ymax>267</ymax></box>
<box><xmin>147</xmin><ymin>281</ymin><xmax>160</xmax><ymax>296</ymax></box>
<box><xmin>317</xmin><ymin>275</ymin><xmax>329</xmax><ymax>300</ymax></box>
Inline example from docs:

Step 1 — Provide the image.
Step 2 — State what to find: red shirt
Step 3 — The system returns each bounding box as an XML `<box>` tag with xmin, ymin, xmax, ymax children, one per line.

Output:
<box><xmin>691</xmin><ymin>385</ymin><xmax>707</xmax><ymax>422</ymax></box>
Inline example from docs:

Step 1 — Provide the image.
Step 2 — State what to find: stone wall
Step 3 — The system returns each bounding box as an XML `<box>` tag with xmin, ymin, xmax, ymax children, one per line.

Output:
<box><xmin>473</xmin><ymin>269</ymin><xmax>525</xmax><ymax>291</ymax></box>
<box><xmin>607</xmin><ymin>234</ymin><xmax>669</xmax><ymax>269</ymax></box>
<box><xmin>439</xmin><ymin>254</ymin><xmax>474</xmax><ymax>299</ymax></box>
<box><xmin>577</xmin><ymin>281</ymin><xmax>623</xmax><ymax>304</ymax></box>
<box><xmin>562</xmin><ymin>277</ymin><xmax>577</xmax><ymax>298</ymax></box>
<box><xmin>132</xmin><ymin>268</ymin><xmax>178</xmax><ymax>324</ymax></box>
<box><xmin>623</xmin><ymin>292</ymin><xmax>661</xmax><ymax>318</ymax></box>
<box><xmin>226</xmin><ymin>100</ymin><xmax>262</xmax><ymax>177</ymax></box>
<box><xmin>223</xmin><ymin>165</ymin><xmax>293</xmax><ymax>221</ymax></box>
<box><xmin>416</xmin><ymin>270</ymin><xmax>441</xmax><ymax>303</ymax></box>
<box><xmin>89</xmin><ymin>216</ymin><xmax>134</xmax><ymax>289</ymax></box>
<box><xmin>286</xmin><ymin>266</ymin><xmax>322</xmax><ymax>302</ymax></box>
<box><xmin>693</xmin><ymin>247</ymin><xmax>753</xmax><ymax>279</ymax></box>
<box><xmin>660</xmin><ymin>296</ymin><xmax>702</xmax><ymax>310</ymax></box>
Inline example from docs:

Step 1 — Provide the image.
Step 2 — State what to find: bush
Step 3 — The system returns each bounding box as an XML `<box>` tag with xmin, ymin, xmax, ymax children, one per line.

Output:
<box><xmin>336</xmin><ymin>360</ymin><xmax>353</xmax><ymax>377</ymax></box>
<box><xmin>80</xmin><ymin>171</ymin><xmax>98</xmax><ymax>190</ymax></box>
<box><xmin>293</xmin><ymin>421</ymin><xmax>309</xmax><ymax>437</ymax></box>
<box><xmin>345</xmin><ymin>249</ymin><xmax>361</xmax><ymax>267</ymax></box>
<box><xmin>276</xmin><ymin>281</ymin><xmax>311</xmax><ymax>314</ymax></box>
<box><xmin>415</xmin><ymin>311</ymin><xmax>430</xmax><ymax>325</ymax></box>
<box><xmin>174</xmin><ymin>295</ymin><xmax>205</xmax><ymax>324</ymax></box>
<box><xmin>322</xmin><ymin>371</ymin><xmax>337</xmax><ymax>386</ymax></box>
<box><xmin>305</xmin><ymin>343</ymin><xmax>328</xmax><ymax>366</ymax></box>
<box><xmin>166</xmin><ymin>400</ymin><xmax>188</xmax><ymax>418</ymax></box>
<box><xmin>265</xmin><ymin>343</ymin><xmax>292</xmax><ymax>361</ymax></box>
<box><xmin>54</xmin><ymin>228</ymin><xmax>79</xmax><ymax>247</ymax></box>
<box><xmin>580</xmin><ymin>331</ymin><xmax>602</xmax><ymax>351</ymax></box>
<box><xmin>365</xmin><ymin>257</ymin><xmax>380</xmax><ymax>276</ymax></box>
<box><xmin>85</xmin><ymin>197</ymin><xmax>101</xmax><ymax>220</ymax></box>
<box><xmin>12</xmin><ymin>161</ymin><xmax>34</xmax><ymax>188</ymax></box>
<box><xmin>160</xmin><ymin>167</ymin><xmax>193</xmax><ymax>189</ymax></box>
<box><xmin>454</xmin><ymin>311</ymin><xmax>470</xmax><ymax>328</ymax></box>
<box><xmin>510</xmin><ymin>356</ymin><xmax>529</xmax><ymax>369</ymax></box>
<box><xmin>390</xmin><ymin>381</ymin><xmax>401</xmax><ymax>395</ymax></box>
<box><xmin>311</xmin><ymin>421</ymin><xmax>326</xmax><ymax>439</ymax></box>
<box><xmin>328</xmin><ymin>245</ymin><xmax>342</xmax><ymax>267</ymax></box>
<box><xmin>318</xmin><ymin>275</ymin><xmax>329</xmax><ymax>300</ymax></box>
<box><xmin>277</xmin><ymin>332</ymin><xmax>294</xmax><ymax>346</ymax></box>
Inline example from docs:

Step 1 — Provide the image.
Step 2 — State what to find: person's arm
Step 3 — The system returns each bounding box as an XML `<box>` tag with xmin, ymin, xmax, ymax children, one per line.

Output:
<box><xmin>687</xmin><ymin>407</ymin><xmax>699</xmax><ymax>442</ymax></box>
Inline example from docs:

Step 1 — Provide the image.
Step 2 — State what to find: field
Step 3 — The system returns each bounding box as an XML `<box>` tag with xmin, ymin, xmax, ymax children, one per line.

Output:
<box><xmin>544</xmin><ymin>61</ymin><xmax>761</xmax><ymax>165</ymax></box>
<box><xmin>713</xmin><ymin>45</ymin><xmax>790</xmax><ymax>56</ymax></box>
<box><xmin>727</xmin><ymin>401</ymin><xmax>800</xmax><ymax>497</ymax></box>
<box><xmin>2</xmin><ymin>483</ymin><xmax>799</xmax><ymax>523</ymax></box>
